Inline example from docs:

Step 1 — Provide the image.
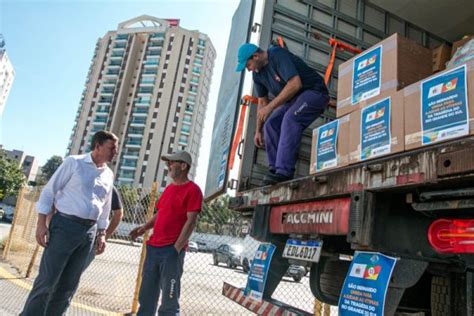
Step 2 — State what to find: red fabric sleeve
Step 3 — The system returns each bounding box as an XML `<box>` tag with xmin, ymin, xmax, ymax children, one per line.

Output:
<box><xmin>187</xmin><ymin>184</ymin><xmax>203</xmax><ymax>213</ymax></box>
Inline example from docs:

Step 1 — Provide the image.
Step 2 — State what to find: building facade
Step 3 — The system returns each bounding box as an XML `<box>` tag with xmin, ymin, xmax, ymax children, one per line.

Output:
<box><xmin>67</xmin><ymin>16</ymin><xmax>216</xmax><ymax>189</ymax></box>
<box><xmin>1</xmin><ymin>146</ymin><xmax>39</xmax><ymax>183</ymax></box>
<box><xmin>0</xmin><ymin>37</ymin><xmax>15</xmax><ymax>116</ymax></box>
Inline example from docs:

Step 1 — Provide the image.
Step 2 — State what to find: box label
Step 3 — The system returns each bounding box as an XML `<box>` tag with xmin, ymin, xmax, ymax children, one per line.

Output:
<box><xmin>244</xmin><ymin>243</ymin><xmax>275</xmax><ymax>302</ymax></box>
<box><xmin>421</xmin><ymin>65</ymin><xmax>469</xmax><ymax>145</ymax></box>
<box><xmin>360</xmin><ymin>97</ymin><xmax>391</xmax><ymax>160</ymax></box>
<box><xmin>352</xmin><ymin>46</ymin><xmax>382</xmax><ymax>105</ymax></box>
<box><xmin>315</xmin><ymin>120</ymin><xmax>339</xmax><ymax>171</ymax></box>
<box><xmin>338</xmin><ymin>252</ymin><xmax>397</xmax><ymax>316</ymax></box>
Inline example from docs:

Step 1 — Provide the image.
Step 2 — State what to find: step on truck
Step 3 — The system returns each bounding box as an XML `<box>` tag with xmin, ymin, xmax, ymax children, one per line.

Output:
<box><xmin>205</xmin><ymin>0</ymin><xmax>474</xmax><ymax>314</ymax></box>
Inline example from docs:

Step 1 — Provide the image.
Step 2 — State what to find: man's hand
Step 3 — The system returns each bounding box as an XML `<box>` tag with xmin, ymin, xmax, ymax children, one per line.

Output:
<box><xmin>35</xmin><ymin>221</ymin><xmax>49</xmax><ymax>248</ymax></box>
<box><xmin>254</xmin><ymin>131</ymin><xmax>264</xmax><ymax>148</ymax></box>
<box><xmin>257</xmin><ymin>105</ymin><xmax>274</xmax><ymax>123</ymax></box>
<box><xmin>96</xmin><ymin>235</ymin><xmax>106</xmax><ymax>255</ymax></box>
<box><xmin>129</xmin><ymin>225</ymin><xmax>147</xmax><ymax>241</ymax></box>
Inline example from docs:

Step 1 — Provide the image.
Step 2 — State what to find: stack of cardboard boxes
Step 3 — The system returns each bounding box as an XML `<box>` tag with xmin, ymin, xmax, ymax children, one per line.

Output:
<box><xmin>310</xmin><ymin>33</ymin><xmax>474</xmax><ymax>175</ymax></box>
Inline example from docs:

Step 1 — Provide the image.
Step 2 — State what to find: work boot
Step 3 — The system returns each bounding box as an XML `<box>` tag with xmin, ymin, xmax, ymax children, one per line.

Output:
<box><xmin>261</xmin><ymin>173</ymin><xmax>293</xmax><ymax>186</ymax></box>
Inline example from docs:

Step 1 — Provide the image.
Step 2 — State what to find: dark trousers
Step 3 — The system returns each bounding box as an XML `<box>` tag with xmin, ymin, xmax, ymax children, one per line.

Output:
<box><xmin>21</xmin><ymin>213</ymin><xmax>97</xmax><ymax>316</ymax></box>
<box><xmin>263</xmin><ymin>89</ymin><xmax>329</xmax><ymax>177</ymax></box>
<box><xmin>138</xmin><ymin>244</ymin><xmax>186</xmax><ymax>316</ymax></box>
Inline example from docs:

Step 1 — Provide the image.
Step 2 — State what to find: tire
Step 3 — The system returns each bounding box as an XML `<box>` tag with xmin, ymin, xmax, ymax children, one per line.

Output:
<box><xmin>213</xmin><ymin>255</ymin><xmax>218</xmax><ymax>266</ymax></box>
<box><xmin>226</xmin><ymin>258</ymin><xmax>234</xmax><ymax>269</ymax></box>
<box><xmin>293</xmin><ymin>275</ymin><xmax>302</xmax><ymax>282</ymax></box>
<box><xmin>431</xmin><ymin>273</ymin><xmax>471</xmax><ymax>316</ymax></box>
<box><xmin>431</xmin><ymin>276</ymin><xmax>450</xmax><ymax>316</ymax></box>
<box><xmin>310</xmin><ymin>257</ymin><xmax>350</xmax><ymax>305</ymax></box>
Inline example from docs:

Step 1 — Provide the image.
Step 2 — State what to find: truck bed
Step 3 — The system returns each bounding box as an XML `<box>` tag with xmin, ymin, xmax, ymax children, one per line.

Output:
<box><xmin>231</xmin><ymin>136</ymin><xmax>474</xmax><ymax>210</ymax></box>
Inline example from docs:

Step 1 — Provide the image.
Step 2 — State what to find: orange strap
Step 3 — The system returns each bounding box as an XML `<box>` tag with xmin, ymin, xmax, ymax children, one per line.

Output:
<box><xmin>324</xmin><ymin>43</ymin><xmax>338</xmax><ymax>86</ymax></box>
<box><xmin>228</xmin><ymin>96</ymin><xmax>257</xmax><ymax>170</ymax></box>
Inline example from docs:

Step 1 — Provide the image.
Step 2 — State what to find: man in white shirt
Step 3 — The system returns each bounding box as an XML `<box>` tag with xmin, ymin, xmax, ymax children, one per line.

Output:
<box><xmin>21</xmin><ymin>130</ymin><xmax>118</xmax><ymax>316</ymax></box>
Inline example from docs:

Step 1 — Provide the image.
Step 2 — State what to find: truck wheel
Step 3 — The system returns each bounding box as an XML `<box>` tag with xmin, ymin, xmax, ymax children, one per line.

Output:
<box><xmin>431</xmin><ymin>275</ymin><xmax>451</xmax><ymax>316</ymax></box>
<box><xmin>227</xmin><ymin>258</ymin><xmax>234</xmax><ymax>268</ymax></box>
<box><xmin>310</xmin><ymin>257</ymin><xmax>350</xmax><ymax>305</ymax></box>
<box><xmin>213</xmin><ymin>255</ymin><xmax>218</xmax><ymax>266</ymax></box>
<box><xmin>431</xmin><ymin>272</ymin><xmax>472</xmax><ymax>316</ymax></box>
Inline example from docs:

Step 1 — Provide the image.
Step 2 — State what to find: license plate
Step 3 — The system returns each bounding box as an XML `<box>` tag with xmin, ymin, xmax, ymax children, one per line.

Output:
<box><xmin>283</xmin><ymin>239</ymin><xmax>322</xmax><ymax>262</ymax></box>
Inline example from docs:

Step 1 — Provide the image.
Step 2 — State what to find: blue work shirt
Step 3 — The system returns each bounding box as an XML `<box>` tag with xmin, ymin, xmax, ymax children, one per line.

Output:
<box><xmin>253</xmin><ymin>46</ymin><xmax>328</xmax><ymax>98</ymax></box>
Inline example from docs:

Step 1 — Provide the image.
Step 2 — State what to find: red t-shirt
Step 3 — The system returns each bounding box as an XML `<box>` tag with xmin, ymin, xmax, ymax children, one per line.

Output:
<box><xmin>147</xmin><ymin>181</ymin><xmax>203</xmax><ymax>248</ymax></box>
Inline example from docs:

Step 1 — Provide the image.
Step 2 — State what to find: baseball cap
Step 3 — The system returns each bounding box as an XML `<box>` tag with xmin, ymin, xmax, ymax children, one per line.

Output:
<box><xmin>236</xmin><ymin>43</ymin><xmax>259</xmax><ymax>72</ymax></box>
<box><xmin>161</xmin><ymin>150</ymin><xmax>192</xmax><ymax>167</ymax></box>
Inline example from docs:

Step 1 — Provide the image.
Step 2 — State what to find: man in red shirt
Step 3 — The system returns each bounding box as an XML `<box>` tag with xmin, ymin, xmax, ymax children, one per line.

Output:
<box><xmin>130</xmin><ymin>150</ymin><xmax>203</xmax><ymax>315</ymax></box>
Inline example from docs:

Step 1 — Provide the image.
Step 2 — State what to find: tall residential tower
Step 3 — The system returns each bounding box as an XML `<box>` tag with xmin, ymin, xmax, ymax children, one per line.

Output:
<box><xmin>67</xmin><ymin>16</ymin><xmax>215</xmax><ymax>189</ymax></box>
<box><xmin>0</xmin><ymin>36</ymin><xmax>15</xmax><ymax>116</ymax></box>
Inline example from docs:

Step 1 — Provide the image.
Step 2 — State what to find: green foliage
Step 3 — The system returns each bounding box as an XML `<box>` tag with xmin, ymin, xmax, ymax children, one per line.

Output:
<box><xmin>37</xmin><ymin>155</ymin><xmax>63</xmax><ymax>184</ymax></box>
<box><xmin>0</xmin><ymin>154</ymin><xmax>26</xmax><ymax>200</ymax></box>
<box><xmin>197</xmin><ymin>194</ymin><xmax>245</xmax><ymax>237</ymax></box>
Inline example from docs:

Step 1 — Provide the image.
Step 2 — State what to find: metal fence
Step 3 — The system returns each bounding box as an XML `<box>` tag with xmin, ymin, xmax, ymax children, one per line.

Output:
<box><xmin>1</xmin><ymin>185</ymin><xmax>336</xmax><ymax>315</ymax></box>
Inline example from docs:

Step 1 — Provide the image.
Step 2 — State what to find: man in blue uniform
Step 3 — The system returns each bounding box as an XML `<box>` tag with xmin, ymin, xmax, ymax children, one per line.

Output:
<box><xmin>236</xmin><ymin>43</ymin><xmax>329</xmax><ymax>185</ymax></box>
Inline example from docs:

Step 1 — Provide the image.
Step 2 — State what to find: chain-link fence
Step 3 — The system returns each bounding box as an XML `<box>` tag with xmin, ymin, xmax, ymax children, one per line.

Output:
<box><xmin>1</xmin><ymin>185</ymin><xmax>336</xmax><ymax>315</ymax></box>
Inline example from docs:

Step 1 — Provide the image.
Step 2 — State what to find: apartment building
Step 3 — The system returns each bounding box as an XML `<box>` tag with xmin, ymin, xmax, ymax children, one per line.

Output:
<box><xmin>0</xmin><ymin>36</ymin><xmax>15</xmax><ymax>116</ymax></box>
<box><xmin>67</xmin><ymin>15</ymin><xmax>216</xmax><ymax>189</ymax></box>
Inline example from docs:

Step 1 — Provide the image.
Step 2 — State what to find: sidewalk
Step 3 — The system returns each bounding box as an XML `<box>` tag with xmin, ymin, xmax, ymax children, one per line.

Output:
<box><xmin>0</xmin><ymin>260</ymin><xmax>117</xmax><ymax>315</ymax></box>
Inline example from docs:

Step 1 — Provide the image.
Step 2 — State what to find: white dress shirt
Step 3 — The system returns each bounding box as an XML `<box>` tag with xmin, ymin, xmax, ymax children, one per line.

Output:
<box><xmin>36</xmin><ymin>153</ymin><xmax>114</xmax><ymax>230</ymax></box>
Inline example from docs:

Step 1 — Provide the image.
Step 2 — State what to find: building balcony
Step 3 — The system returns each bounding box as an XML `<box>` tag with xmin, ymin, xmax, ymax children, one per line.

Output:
<box><xmin>120</xmin><ymin>164</ymin><xmax>137</xmax><ymax>170</ymax></box>
<box><xmin>182</xmin><ymin>119</ymin><xmax>192</xmax><ymax>125</ymax></box>
<box><xmin>195</xmin><ymin>52</ymin><xmax>204</xmax><ymax>58</ymax></box>
<box><xmin>146</xmin><ymin>50</ymin><xmax>161</xmax><ymax>56</ymax></box>
<box><xmin>186</xmin><ymin>99</ymin><xmax>196</xmax><ymax>105</ymax></box>
<box><xmin>112</xmin><ymin>45</ymin><xmax>126</xmax><ymax>51</ymax></box>
<box><xmin>95</xmin><ymin>111</ymin><xmax>109</xmax><ymax>117</ymax></box>
<box><xmin>130</xmin><ymin>121</ymin><xmax>147</xmax><ymax>127</ymax></box>
<box><xmin>178</xmin><ymin>140</ymin><xmax>188</xmax><ymax>146</ymax></box>
<box><xmin>92</xmin><ymin>120</ymin><xmax>107</xmax><ymax>126</ymax></box>
<box><xmin>190</xmin><ymin>80</ymin><xmax>199</xmax><ymax>86</ymax></box>
<box><xmin>180</xmin><ymin>129</ymin><xmax>190</xmax><ymax>136</ymax></box>
<box><xmin>125</xmin><ymin>140</ymin><xmax>142</xmax><ymax>148</ymax></box>
<box><xmin>117</xmin><ymin>177</ymin><xmax>134</xmax><ymax>183</ymax></box>
<box><xmin>188</xmin><ymin>90</ymin><xmax>197</xmax><ymax>95</ymax></box>
<box><xmin>123</xmin><ymin>154</ymin><xmax>140</xmax><ymax>160</ymax></box>
<box><xmin>134</xmin><ymin>101</ymin><xmax>151</xmax><ymax>107</ymax></box>
<box><xmin>139</xmin><ymin>81</ymin><xmax>155</xmax><ymax>87</ymax></box>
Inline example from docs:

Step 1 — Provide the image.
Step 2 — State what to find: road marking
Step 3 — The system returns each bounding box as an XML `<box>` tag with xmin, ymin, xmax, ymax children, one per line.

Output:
<box><xmin>0</xmin><ymin>266</ymin><xmax>121</xmax><ymax>315</ymax></box>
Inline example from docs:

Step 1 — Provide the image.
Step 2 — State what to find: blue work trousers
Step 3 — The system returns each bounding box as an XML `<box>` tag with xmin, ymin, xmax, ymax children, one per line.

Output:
<box><xmin>138</xmin><ymin>244</ymin><xmax>186</xmax><ymax>316</ymax></box>
<box><xmin>263</xmin><ymin>89</ymin><xmax>329</xmax><ymax>177</ymax></box>
<box><xmin>21</xmin><ymin>213</ymin><xmax>97</xmax><ymax>316</ymax></box>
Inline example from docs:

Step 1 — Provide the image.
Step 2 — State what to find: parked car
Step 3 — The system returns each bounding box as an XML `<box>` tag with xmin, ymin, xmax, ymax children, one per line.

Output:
<box><xmin>213</xmin><ymin>243</ymin><xmax>244</xmax><ymax>269</ymax></box>
<box><xmin>2</xmin><ymin>211</ymin><xmax>14</xmax><ymax>223</ymax></box>
<box><xmin>196</xmin><ymin>240</ymin><xmax>211</xmax><ymax>253</ymax></box>
<box><xmin>188</xmin><ymin>241</ymin><xmax>199</xmax><ymax>252</ymax></box>
<box><xmin>285</xmin><ymin>265</ymin><xmax>306</xmax><ymax>282</ymax></box>
<box><xmin>0</xmin><ymin>207</ymin><xmax>4</xmax><ymax>221</ymax></box>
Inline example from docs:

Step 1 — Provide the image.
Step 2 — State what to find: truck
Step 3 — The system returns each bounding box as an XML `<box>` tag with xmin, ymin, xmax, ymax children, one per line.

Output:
<box><xmin>205</xmin><ymin>0</ymin><xmax>474</xmax><ymax>315</ymax></box>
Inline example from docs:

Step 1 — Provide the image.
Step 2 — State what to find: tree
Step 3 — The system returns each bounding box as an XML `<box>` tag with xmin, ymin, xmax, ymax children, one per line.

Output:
<box><xmin>0</xmin><ymin>154</ymin><xmax>26</xmax><ymax>200</ymax></box>
<box><xmin>38</xmin><ymin>155</ymin><xmax>63</xmax><ymax>184</ymax></box>
<box><xmin>198</xmin><ymin>194</ymin><xmax>244</xmax><ymax>236</ymax></box>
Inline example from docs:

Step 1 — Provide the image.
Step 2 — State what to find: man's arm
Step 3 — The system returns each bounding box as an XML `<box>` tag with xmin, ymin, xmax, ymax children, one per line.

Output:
<box><xmin>257</xmin><ymin>76</ymin><xmax>303</xmax><ymax>122</ymax></box>
<box><xmin>174</xmin><ymin>212</ymin><xmax>199</xmax><ymax>252</ymax></box>
<box><xmin>254</xmin><ymin>97</ymin><xmax>269</xmax><ymax>147</ymax></box>
<box><xmin>105</xmin><ymin>209</ymin><xmax>123</xmax><ymax>239</ymax></box>
<box><xmin>35</xmin><ymin>157</ymin><xmax>75</xmax><ymax>248</ymax></box>
<box><xmin>129</xmin><ymin>214</ymin><xmax>157</xmax><ymax>240</ymax></box>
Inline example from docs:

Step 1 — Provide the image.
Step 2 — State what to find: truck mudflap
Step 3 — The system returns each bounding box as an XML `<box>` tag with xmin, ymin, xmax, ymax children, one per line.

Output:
<box><xmin>222</xmin><ymin>282</ymin><xmax>313</xmax><ymax>316</ymax></box>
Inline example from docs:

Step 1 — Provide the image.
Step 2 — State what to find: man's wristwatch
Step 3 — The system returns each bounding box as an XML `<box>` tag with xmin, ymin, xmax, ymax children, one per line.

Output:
<box><xmin>97</xmin><ymin>230</ymin><xmax>106</xmax><ymax>237</ymax></box>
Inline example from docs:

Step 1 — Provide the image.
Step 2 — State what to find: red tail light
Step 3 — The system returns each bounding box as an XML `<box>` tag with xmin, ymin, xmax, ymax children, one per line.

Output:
<box><xmin>428</xmin><ymin>219</ymin><xmax>474</xmax><ymax>253</ymax></box>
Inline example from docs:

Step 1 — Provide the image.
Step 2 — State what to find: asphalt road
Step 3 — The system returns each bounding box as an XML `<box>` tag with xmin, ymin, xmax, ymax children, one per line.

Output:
<box><xmin>2</xmin><ymin>238</ymin><xmax>315</xmax><ymax>315</ymax></box>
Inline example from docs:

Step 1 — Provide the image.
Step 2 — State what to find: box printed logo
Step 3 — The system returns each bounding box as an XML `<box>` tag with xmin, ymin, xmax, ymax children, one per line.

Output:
<box><xmin>357</xmin><ymin>54</ymin><xmax>377</xmax><ymax>71</ymax></box>
<box><xmin>428</xmin><ymin>78</ymin><xmax>458</xmax><ymax>98</ymax></box>
<box><xmin>365</xmin><ymin>107</ymin><xmax>385</xmax><ymax>123</ymax></box>
<box><xmin>349</xmin><ymin>263</ymin><xmax>382</xmax><ymax>280</ymax></box>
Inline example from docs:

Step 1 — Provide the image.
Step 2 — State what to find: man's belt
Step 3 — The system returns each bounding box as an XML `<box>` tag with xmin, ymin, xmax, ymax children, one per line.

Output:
<box><xmin>57</xmin><ymin>212</ymin><xmax>96</xmax><ymax>226</ymax></box>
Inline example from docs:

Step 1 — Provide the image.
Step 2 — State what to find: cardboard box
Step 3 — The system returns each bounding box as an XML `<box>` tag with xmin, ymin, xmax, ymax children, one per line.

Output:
<box><xmin>432</xmin><ymin>44</ymin><xmax>452</xmax><ymax>73</ymax></box>
<box><xmin>404</xmin><ymin>61</ymin><xmax>474</xmax><ymax>150</ymax></box>
<box><xmin>337</xmin><ymin>33</ymin><xmax>432</xmax><ymax>118</ymax></box>
<box><xmin>310</xmin><ymin>115</ymin><xmax>350</xmax><ymax>175</ymax></box>
<box><xmin>349</xmin><ymin>91</ymin><xmax>405</xmax><ymax>164</ymax></box>
<box><xmin>451</xmin><ymin>35</ymin><xmax>474</xmax><ymax>57</ymax></box>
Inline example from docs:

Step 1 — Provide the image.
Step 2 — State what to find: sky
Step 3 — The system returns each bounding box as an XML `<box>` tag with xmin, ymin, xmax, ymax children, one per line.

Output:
<box><xmin>0</xmin><ymin>0</ymin><xmax>241</xmax><ymax>188</ymax></box>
